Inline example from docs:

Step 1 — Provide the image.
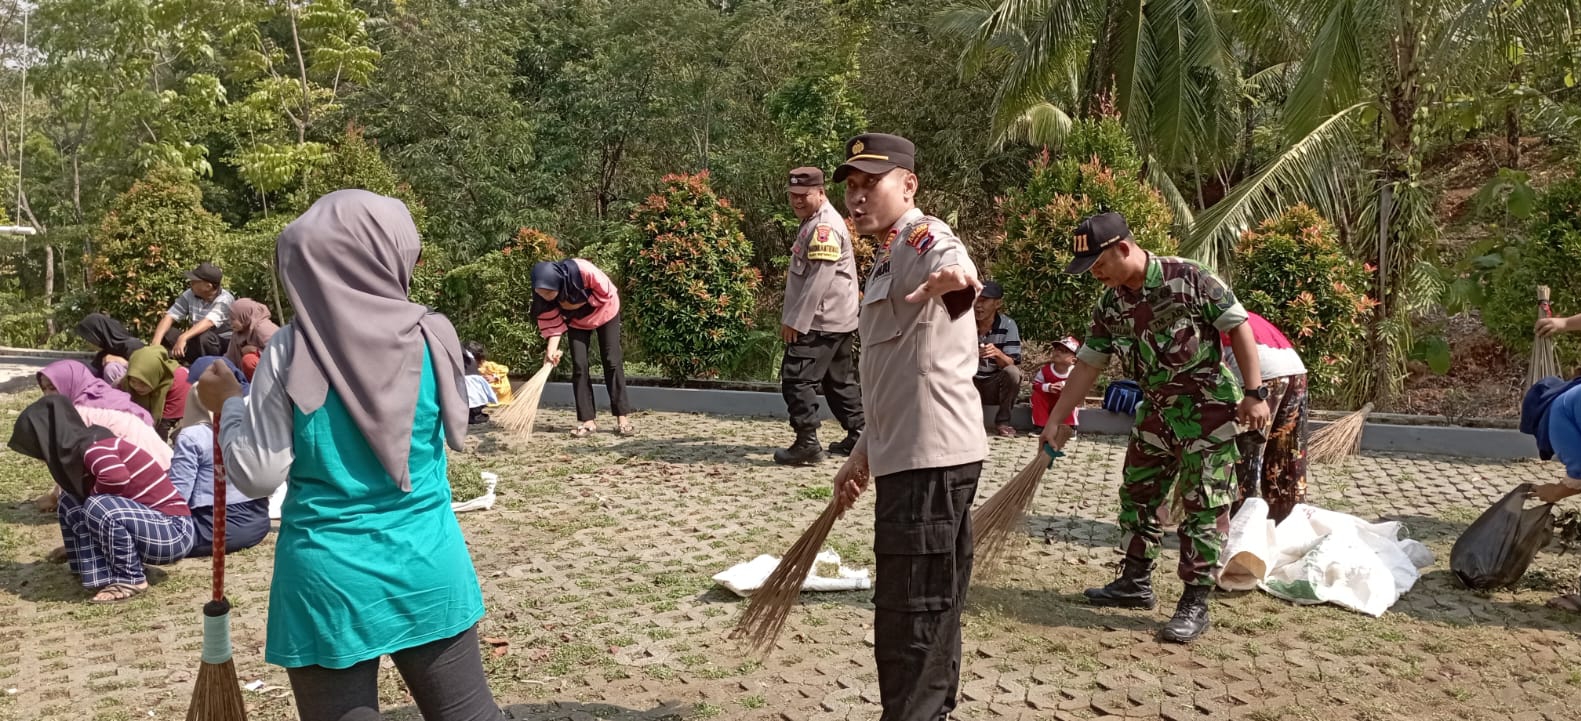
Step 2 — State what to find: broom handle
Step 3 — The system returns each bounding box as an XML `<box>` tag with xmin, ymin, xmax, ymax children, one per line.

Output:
<box><xmin>211</xmin><ymin>413</ymin><xmax>226</xmax><ymax>604</ymax></box>
<box><xmin>1539</xmin><ymin>286</ymin><xmax>1552</xmax><ymax>320</ymax></box>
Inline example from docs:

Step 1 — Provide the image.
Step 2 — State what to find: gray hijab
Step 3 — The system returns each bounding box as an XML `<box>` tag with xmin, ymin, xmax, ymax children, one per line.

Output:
<box><xmin>276</xmin><ymin>189</ymin><xmax>468</xmax><ymax>491</ymax></box>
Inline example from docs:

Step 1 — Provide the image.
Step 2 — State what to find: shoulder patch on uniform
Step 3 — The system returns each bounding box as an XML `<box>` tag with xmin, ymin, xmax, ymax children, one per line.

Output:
<box><xmin>906</xmin><ymin>223</ymin><xmax>936</xmax><ymax>254</ymax></box>
<box><xmin>806</xmin><ymin>225</ymin><xmax>840</xmax><ymax>262</ymax></box>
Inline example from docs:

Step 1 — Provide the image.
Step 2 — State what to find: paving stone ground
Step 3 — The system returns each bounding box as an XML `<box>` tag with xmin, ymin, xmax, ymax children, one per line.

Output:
<box><xmin>1</xmin><ymin>392</ymin><xmax>1579</xmax><ymax>721</ymax></box>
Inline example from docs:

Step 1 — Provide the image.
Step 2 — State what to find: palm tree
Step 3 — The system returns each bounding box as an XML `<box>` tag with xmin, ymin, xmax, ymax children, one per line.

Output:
<box><xmin>949</xmin><ymin>0</ymin><xmax>1577</xmax><ymax>406</ymax></box>
<box><xmin>1182</xmin><ymin>0</ymin><xmax>1577</xmax><ymax>405</ymax></box>
<box><xmin>938</xmin><ymin>0</ymin><xmax>1267</xmax><ymax>227</ymax></box>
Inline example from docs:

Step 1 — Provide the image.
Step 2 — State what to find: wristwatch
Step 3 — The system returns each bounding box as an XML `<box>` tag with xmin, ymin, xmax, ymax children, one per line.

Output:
<box><xmin>1243</xmin><ymin>385</ymin><xmax>1269</xmax><ymax>401</ymax></box>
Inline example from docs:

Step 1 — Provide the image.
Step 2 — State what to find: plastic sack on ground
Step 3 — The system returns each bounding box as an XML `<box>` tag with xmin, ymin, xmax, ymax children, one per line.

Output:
<box><xmin>452</xmin><ymin>472</ymin><xmax>499</xmax><ymax>514</ymax></box>
<box><xmin>1217</xmin><ymin>503</ymin><xmax>1434</xmax><ymax>617</ymax></box>
<box><xmin>713</xmin><ymin>551</ymin><xmax>872</xmax><ymax>598</ymax></box>
<box><xmin>1219</xmin><ymin>498</ymin><xmax>1277</xmax><ymax>591</ymax></box>
<box><xmin>1450</xmin><ymin>483</ymin><xmax>1555</xmax><ymax>590</ymax></box>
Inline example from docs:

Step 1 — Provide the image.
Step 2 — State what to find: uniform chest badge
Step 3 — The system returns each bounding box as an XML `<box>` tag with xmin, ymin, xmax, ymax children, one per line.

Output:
<box><xmin>906</xmin><ymin>223</ymin><xmax>936</xmax><ymax>254</ymax></box>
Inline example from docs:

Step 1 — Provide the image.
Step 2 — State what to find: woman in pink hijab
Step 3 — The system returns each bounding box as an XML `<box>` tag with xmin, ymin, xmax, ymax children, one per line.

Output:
<box><xmin>226</xmin><ymin>299</ymin><xmax>279</xmax><ymax>381</ymax></box>
<box><xmin>32</xmin><ymin>360</ymin><xmax>172</xmax><ymax>541</ymax></box>
<box><xmin>38</xmin><ymin>360</ymin><xmax>155</xmax><ymax>427</ymax></box>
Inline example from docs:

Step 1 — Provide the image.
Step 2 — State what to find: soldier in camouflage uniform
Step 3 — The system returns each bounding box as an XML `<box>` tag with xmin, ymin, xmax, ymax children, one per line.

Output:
<box><xmin>1037</xmin><ymin>212</ymin><xmax>1270</xmax><ymax>643</ymax></box>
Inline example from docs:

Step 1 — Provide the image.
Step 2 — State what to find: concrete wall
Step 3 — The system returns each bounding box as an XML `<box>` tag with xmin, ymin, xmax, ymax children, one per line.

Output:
<box><xmin>539</xmin><ymin>383</ymin><xmax>1537</xmax><ymax>460</ymax></box>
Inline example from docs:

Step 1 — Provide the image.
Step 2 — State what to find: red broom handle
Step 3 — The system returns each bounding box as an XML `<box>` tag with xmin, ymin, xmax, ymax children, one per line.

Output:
<box><xmin>211</xmin><ymin>413</ymin><xmax>226</xmax><ymax>603</ymax></box>
<box><xmin>1539</xmin><ymin>286</ymin><xmax>1553</xmax><ymax>320</ymax></box>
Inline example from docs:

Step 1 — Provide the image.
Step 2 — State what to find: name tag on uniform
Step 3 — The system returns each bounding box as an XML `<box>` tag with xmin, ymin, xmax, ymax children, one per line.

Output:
<box><xmin>1150</xmin><ymin>305</ymin><xmax>1190</xmax><ymax>333</ymax></box>
<box><xmin>864</xmin><ymin>273</ymin><xmax>892</xmax><ymax>305</ymax></box>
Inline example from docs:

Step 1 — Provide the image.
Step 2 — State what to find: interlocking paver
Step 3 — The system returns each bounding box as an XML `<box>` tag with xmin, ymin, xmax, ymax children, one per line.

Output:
<box><xmin>2</xmin><ymin>403</ymin><xmax>1578</xmax><ymax>720</ymax></box>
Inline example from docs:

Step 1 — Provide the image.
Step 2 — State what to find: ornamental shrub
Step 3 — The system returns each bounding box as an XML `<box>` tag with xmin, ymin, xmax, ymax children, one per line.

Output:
<box><xmin>1482</xmin><ymin>173</ymin><xmax>1581</xmax><ymax>369</ymax></box>
<box><xmin>438</xmin><ymin>227</ymin><xmax>561</xmax><ymax>370</ymax></box>
<box><xmin>624</xmin><ymin>172</ymin><xmax>760</xmax><ymax>380</ymax></box>
<box><xmin>211</xmin><ymin>216</ymin><xmax>292</xmax><ymax>318</ymax></box>
<box><xmin>991</xmin><ymin>118</ymin><xmax>1176</xmax><ymax>344</ymax></box>
<box><xmin>1229</xmin><ymin>204</ymin><xmax>1375</xmax><ymax>396</ymax></box>
<box><xmin>89</xmin><ymin>169</ymin><xmax>227</xmax><ymax>336</ymax></box>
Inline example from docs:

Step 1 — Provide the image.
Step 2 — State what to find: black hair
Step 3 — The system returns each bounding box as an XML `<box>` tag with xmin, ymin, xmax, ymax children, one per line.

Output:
<box><xmin>463</xmin><ymin>340</ymin><xmax>486</xmax><ymax>375</ymax></box>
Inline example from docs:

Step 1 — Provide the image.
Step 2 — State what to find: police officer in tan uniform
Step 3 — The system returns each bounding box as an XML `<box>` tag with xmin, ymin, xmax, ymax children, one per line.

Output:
<box><xmin>775</xmin><ymin>167</ymin><xmax>865</xmax><ymax>465</ymax></box>
<box><xmin>831</xmin><ymin>133</ymin><xmax>986</xmax><ymax>721</ymax></box>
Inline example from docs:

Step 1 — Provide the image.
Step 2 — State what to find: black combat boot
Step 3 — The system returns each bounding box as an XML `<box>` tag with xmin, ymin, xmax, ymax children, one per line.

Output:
<box><xmin>1159</xmin><ymin>584</ymin><xmax>1213</xmax><ymax>644</ymax></box>
<box><xmin>827</xmin><ymin>429</ymin><xmax>862</xmax><ymax>457</ymax></box>
<box><xmin>1083</xmin><ymin>558</ymin><xmax>1156</xmax><ymax>609</ymax></box>
<box><xmin>774</xmin><ymin>430</ymin><xmax>825</xmax><ymax>466</ymax></box>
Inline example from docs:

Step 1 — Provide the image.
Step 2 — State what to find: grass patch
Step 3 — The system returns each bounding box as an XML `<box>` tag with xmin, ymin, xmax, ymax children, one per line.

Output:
<box><xmin>795</xmin><ymin>485</ymin><xmax>833</xmax><ymax>501</ymax></box>
<box><xmin>692</xmin><ymin>703</ymin><xmax>723</xmax><ymax>720</ymax></box>
<box><xmin>448</xmin><ymin>454</ymin><xmax>490</xmax><ymax>499</ymax></box>
<box><xmin>644</xmin><ymin>665</ymin><xmax>676</xmax><ymax>681</ymax></box>
<box><xmin>545</xmin><ymin>643</ymin><xmax>613</xmax><ymax>677</ymax></box>
<box><xmin>740</xmin><ymin>695</ymin><xmax>766</xmax><ymax>709</ymax></box>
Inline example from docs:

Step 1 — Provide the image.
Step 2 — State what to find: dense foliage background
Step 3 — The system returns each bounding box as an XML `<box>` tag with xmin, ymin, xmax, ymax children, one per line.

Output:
<box><xmin>0</xmin><ymin>0</ymin><xmax>1577</xmax><ymax>412</ymax></box>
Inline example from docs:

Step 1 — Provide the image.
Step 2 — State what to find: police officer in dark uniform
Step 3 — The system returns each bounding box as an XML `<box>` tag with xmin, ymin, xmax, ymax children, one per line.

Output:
<box><xmin>775</xmin><ymin>167</ymin><xmax>865</xmax><ymax>465</ymax></box>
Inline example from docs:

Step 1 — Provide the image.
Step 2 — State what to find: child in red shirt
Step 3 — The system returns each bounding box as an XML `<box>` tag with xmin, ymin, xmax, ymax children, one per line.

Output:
<box><xmin>1031</xmin><ymin>337</ymin><xmax>1082</xmax><ymax>445</ymax></box>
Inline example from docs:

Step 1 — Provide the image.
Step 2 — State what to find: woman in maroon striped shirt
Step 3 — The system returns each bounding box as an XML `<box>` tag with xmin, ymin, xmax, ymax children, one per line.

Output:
<box><xmin>8</xmin><ymin>396</ymin><xmax>194</xmax><ymax>603</ymax></box>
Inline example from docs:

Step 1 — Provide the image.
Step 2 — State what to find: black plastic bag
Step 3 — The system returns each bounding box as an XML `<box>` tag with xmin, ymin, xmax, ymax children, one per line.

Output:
<box><xmin>1450</xmin><ymin>483</ymin><xmax>1556</xmax><ymax>590</ymax></box>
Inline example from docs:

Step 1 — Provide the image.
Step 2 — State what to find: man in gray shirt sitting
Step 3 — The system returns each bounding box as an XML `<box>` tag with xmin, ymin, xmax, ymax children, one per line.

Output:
<box><xmin>153</xmin><ymin>262</ymin><xmax>235</xmax><ymax>363</ymax></box>
<box><xmin>973</xmin><ymin>280</ymin><xmax>1022</xmax><ymax>437</ymax></box>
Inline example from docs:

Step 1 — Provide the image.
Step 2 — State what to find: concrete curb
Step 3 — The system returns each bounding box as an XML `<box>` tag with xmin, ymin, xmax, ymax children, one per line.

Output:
<box><xmin>540</xmin><ymin>382</ymin><xmax>1539</xmax><ymax>460</ymax></box>
<box><xmin>0</xmin><ymin>347</ymin><xmax>93</xmax><ymax>360</ymax></box>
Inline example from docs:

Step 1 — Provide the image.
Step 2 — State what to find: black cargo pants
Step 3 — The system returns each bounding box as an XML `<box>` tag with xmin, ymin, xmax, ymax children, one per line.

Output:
<box><xmin>781</xmin><ymin>329</ymin><xmax>864</xmax><ymax>435</ymax></box>
<box><xmin>872</xmin><ymin>461</ymin><xmax>981</xmax><ymax>721</ymax></box>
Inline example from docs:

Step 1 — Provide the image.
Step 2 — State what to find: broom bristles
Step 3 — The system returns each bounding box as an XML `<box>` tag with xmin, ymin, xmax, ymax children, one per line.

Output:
<box><xmin>1530</xmin><ymin>335</ymin><xmax>1560</xmax><ymax>387</ymax></box>
<box><xmin>494</xmin><ymin>363</ymin><xmax>554</xmax><ymax>439</ymax></box>
<box><xmin>730</xmin><ymin>498</ymin><xmax>843</xmax><ymax>655</ymax></box>
<box><xmin>187</xmin><ymin>659</ymin><xmax>247</xmax><ymax>721</ymax></box>
<box><xmin>1309</xmin><ymin>402</ymin><xmax>1373</xmax><ymax>465</ymax></box>
<box><xmin>972</xmin><ymin>446</ymin><xmax>1059</xmax><ymax>575</ymax></box>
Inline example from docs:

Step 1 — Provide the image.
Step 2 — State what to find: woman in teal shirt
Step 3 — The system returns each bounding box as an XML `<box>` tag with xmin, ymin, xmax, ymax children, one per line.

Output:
<box><xmin>200</xmin><ymin>190</ymin><xmax>501</xmax><ymax>721</ymax></box>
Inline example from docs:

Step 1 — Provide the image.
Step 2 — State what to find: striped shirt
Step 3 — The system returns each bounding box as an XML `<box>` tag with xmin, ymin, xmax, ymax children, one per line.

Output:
<box><xmin>83</xmin><ymin>437</ymin><xmax>191</xmax><ymax>516</ymax></box>
<box><xmin>167</xmin><ymin>288</ymin><xmax>236</xmax><ymax>339</ymax></box>
<box><xmin>976</xmin><ymin>313</ymin><xmax>1023</xmax><ymax>379</ymax></box>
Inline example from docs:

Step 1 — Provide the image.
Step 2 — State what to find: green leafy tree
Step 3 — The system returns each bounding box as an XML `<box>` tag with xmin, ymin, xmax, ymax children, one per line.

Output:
<box><xmin>1176</xmin><ymin>0</ymin><xmax>1575</xmax><ymax>406</ymax></box>
<box><xmin>1482</xmin><ymin>173</ymin><xmax>1581</xmax><ymax>370</ymax></box>
<box><xmin>352</xmin><ymin>0</ymin><xmax>540</xmax><ymax>255</ymax></box>
<box><xmin>624</xmin><ymin>172</ymin><xmax>760</xmax><ymax>380</ymax></box>
<box><xmin>295</xmin><ymin>124</ymin><xmax>426</xmax><ymax>229</ymax></box>
<box><xmin>26</xmin><ymin>0</ymin><xmax>240</xmax><ymax>272</ymax></box>
<box><xmin>221</xmin><ymin>0</ymin><xmax>380</xmax><ymax>206</ymax></box>
<box><xmin>89</xmin><ymin>169</ymin><xmax>226</xmax><ymax>335</ymax></box>
<box><xmin>990</xmin><ymin>118</ymin><xmax>1176</xmax><ymax>344</ymax></box>
<box><xmin>1230</xmin><ymin>204</ymin><xmax>1375</xmax><ymax>399</ymax></box>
